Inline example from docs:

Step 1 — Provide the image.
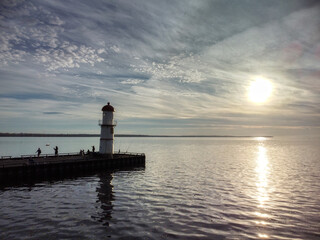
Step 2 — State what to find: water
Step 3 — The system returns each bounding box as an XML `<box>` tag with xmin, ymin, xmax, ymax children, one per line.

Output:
<box><xmin>0</xmin><ymin>136</ymin><xmax>319</xmax><ymax>239</ymax></box>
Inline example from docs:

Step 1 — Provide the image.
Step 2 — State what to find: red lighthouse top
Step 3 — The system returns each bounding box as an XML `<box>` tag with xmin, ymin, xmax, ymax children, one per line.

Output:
<box><xmin>102</xmin><ymin>102</ymin><xmax>115</xmax><ymax>112</ymax></box>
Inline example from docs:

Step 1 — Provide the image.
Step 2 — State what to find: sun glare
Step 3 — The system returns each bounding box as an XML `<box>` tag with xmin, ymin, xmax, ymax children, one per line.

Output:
<box><xmin>248</xmin><ymin>78</ymin><xmax>272</xmax><ymax>103</ymax></box>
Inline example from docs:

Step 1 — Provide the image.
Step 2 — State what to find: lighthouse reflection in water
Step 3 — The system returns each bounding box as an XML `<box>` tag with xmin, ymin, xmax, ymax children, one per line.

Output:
<box><xmin>94</xmin><ymin>172</ymin><xmax>114</xmax><ymax>226</ymax></box>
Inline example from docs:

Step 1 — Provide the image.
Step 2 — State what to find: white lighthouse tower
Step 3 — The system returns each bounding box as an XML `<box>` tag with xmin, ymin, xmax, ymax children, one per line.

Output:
<box><xmin>99</xmin><ymin>102</ymin><xmax>116</xmax><ymax>156</ymax></box>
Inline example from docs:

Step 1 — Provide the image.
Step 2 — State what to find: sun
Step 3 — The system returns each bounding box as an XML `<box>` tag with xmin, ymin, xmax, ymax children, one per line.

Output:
<box><xmin>248</xmin><ymin>78</ymin><xmax>272</xmax><ymax>103</ymax></box>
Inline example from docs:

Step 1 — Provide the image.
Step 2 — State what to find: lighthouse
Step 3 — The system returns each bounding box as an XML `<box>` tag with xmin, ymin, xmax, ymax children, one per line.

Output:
<box><xmin>99</xmin><ymin>102</ymin><xmax>116</xmax><ymax>156</ymax></box>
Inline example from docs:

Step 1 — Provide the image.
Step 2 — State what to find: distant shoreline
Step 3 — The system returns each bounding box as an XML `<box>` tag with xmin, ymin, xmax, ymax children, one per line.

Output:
<box><xmin>0</xmin><ymin>133</ymin><xmax>273</xmax><ymax>138</ymax></box>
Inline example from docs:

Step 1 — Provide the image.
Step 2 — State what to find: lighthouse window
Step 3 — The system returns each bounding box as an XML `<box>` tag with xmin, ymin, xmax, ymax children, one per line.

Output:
<box><xmin>110</xmin><ymin>127</ymin><xmax>114</xmax><ymax>134</ymax></box>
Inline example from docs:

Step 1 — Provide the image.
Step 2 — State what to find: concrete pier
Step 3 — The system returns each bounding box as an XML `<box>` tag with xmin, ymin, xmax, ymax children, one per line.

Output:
<box><xmin>0</xmin><ymin>152</ymin><xmax>145</xmax><ymax>182</ymax></box>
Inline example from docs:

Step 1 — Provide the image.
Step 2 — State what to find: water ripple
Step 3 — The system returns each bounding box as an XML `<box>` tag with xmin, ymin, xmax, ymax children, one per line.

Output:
<box><xmin>0</xmin><ymin>137</ymin><xmax>320</xmax><ymax>239</ymax></box>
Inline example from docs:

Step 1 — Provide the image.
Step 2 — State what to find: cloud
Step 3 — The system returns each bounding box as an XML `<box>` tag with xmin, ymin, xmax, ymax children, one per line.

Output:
<box><xmin>0</xmin><ymin>0</ymin><xmax>319</xmax><ymax>135</ymax></box>
<box><xmin>43</xmin><ymin>111</ymin><xmax>64</xmax><ymax>115</ymax></box>
<box><xmin>34</xmin><ymin>44</ymin><xmax>105</xmax><ymax>71</ymax></box>
<box><xmin>120</xmin><ymin>79</ymin><xmax>144</xmax><ymax>85</ymax></box>
<box><xmin>0</xmin><ymin>1</ymin><xmax>107</xmax><ymax>71</ymax></box>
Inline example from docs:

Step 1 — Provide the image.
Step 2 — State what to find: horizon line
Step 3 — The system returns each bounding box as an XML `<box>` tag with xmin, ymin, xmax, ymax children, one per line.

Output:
<box><xmin>0</xmin><ymin>133</ymin><xmax>273</xmax><ymax>138</ymax></box>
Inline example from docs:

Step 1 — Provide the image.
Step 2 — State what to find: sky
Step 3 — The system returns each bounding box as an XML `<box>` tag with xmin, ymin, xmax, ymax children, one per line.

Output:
<box><xmin>0</xmin><ymin>0</ymin><xmax>319</xmax><ymax>136</ymax></box>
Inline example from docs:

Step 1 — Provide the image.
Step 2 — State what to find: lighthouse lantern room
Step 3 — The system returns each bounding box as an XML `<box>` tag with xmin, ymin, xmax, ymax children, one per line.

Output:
<box><xmin>99</xmin><ymin>102</ymin><xmax>116</xmax><ymax>156</ymax></box>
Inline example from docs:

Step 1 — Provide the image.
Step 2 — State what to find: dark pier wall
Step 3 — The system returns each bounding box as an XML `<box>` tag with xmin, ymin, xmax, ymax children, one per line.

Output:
<box><xmin>0</xmin><ymin>153</ymin><xmax>145</xmax><ymax>183</ymax></box>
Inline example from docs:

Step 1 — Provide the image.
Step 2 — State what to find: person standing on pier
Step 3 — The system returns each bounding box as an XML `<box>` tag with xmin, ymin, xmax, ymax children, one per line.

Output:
<box><xmin>54</xmin><ymin>146</ymin><xmax>59</xmax><ymax>156</ymax></box>
<box><xmin>80</xmin><ymin>149</ymin><xmax>85</xmax><ymax>156</ymax></box>
<box><xmin>36</xmin><ymin>148</ymin><xmax>41</xmax><ymax>157</ymax></box>
<box><xmin>92</xmin><ymin>146</ymin><xmax>95</xmax><ymax>153</ymax></box>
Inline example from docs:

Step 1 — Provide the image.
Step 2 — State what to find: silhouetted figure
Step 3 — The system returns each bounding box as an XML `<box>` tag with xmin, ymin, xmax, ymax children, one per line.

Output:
<box><xmin>36</xmin><ymin>148</ymin><xmax>41</xmax><ymax>157</ymax></box>
<box><xmin>92</xmin><ymin>146</ymin><xmax>95</xmax><ymax>152</ymax></box>
<box><xmin>87</xmin><ymin>149</ymin><xmax>90</xmax><ymax>155</ymax></box>
<box><xmin>54</xmin><ymin>146</ymin><xmax>58</xmax><ymax>156</ymax></box>
<box><xmin>79</xmin><ymin>149</ymin><xmax>85</xmax><ymax>157</ymax></box>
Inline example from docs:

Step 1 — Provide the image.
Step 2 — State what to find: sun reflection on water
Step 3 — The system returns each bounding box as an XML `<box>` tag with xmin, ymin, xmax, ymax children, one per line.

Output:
<box><xmin>256</xmin><ymin>145</ymin><xmax>269</xmax><ymax>208</ymax></box>
<box><xmin>255</xmin><ymin>143</ymin><xmax>270</xmax><ymax>238</ymax></box>
<box><xmin>258</xmin><ymin>233</ymin><xmax>269</xmax><ymax>238</ymax></box>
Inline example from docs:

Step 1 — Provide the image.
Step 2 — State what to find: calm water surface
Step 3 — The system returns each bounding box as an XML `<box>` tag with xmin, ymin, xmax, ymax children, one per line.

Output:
<box><xmin>0</xmin><ymin>137</ymin><xmax>319</xmax><ymax>239</ymax></box>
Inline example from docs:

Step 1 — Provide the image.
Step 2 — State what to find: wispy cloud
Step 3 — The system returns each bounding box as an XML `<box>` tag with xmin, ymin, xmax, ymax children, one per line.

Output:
<box><xmin>43</xmin><ymin>111</ymin><xmax>64</xmax><ymax>115</ymax></box>
<box><xmin>0</xmin><ymin>0</ymin><xmax>319</xmax><ymax>135</ymax></box>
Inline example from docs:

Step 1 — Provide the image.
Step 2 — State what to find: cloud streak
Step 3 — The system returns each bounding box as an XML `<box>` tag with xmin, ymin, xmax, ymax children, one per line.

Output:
<box><xmin>0</xmin><ymin>0</ymin><xmax>319</xmax><ymax>136</ymax></box>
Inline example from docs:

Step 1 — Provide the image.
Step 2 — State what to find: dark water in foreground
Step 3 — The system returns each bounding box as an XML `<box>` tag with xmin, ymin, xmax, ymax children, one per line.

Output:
<box><xmin>0</xmin><ymin>137</ymin><xmax>319</xmax><ymax>239</ymax></box>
